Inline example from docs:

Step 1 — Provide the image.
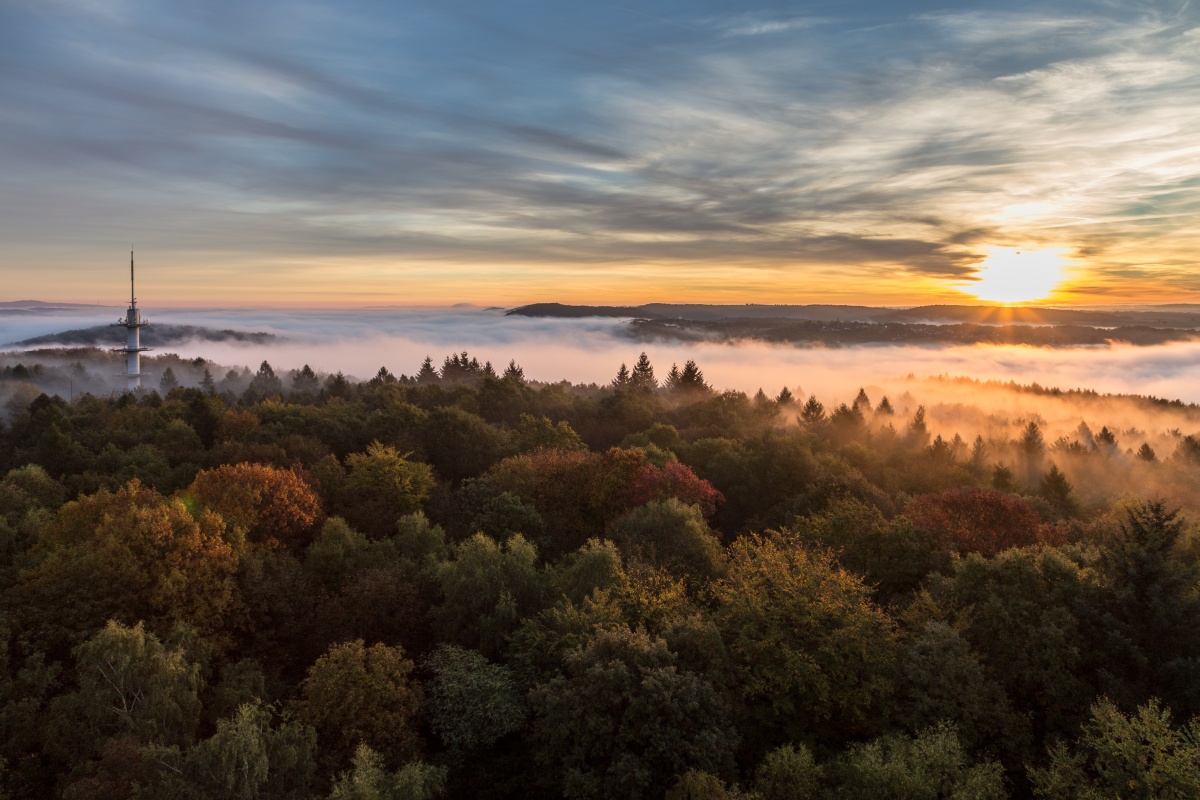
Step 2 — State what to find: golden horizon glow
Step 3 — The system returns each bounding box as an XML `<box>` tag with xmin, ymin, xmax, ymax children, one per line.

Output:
<box><xmin>963</xmin><ymin>248</ymin><xmax>1068</xmax><ymax>304</ymax></box>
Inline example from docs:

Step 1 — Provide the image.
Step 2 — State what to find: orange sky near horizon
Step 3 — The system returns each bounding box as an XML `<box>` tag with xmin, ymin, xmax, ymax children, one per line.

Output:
<box><xmin>2</xmin><ymin>4</ymin><xmax>1197</xmax><ymax>310</ymax></box>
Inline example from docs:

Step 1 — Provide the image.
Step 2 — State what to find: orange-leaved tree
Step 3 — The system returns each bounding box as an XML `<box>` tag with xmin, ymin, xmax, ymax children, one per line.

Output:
<box><xmin>187</xmin><ymin>463</ymin><xmax>323</xmax><ymax>550</ymax></box>
<box><xmin>9</xmin><ymin>480</ymin><xmax>240</xmax><ymax>654</ymax></box>
<box><xmin>904</xmin><ymin>487</ymin><xmax>1062</xmax><ymax>557</ymax></box>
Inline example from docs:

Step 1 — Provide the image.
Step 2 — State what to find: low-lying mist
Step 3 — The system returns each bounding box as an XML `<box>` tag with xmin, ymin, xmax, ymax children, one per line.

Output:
<box><xmin>5</xmin><ymin>306</ymin><xmax>1200</xmax><ymax>443</ymax></box>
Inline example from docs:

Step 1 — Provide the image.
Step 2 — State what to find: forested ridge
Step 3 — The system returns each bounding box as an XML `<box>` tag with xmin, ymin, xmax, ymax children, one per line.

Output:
<box><xmin>0</xmin><ymin>352</ymin><xmax>1198</xmax><ymax>799</ymax></box>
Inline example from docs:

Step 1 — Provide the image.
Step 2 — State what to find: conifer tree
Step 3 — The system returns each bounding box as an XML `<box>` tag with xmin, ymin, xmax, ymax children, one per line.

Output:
<box><xmin>906</xmin><ymin>406</ymin><xmax>930</xmax><ymax>447</ymax></box>
<box><xmin>1039</xmin><ymin>464</ymin><xmax>1078</xmax><ymax>517</ymax></box>
<box><xmin>292</xmin><ymin>364</ymin><xmax>319</xmax><ymax>394</ymax></box>
<box><xmin>673</xmin><ymin>360</ymin><xmax>709</xmax><ymax>394</ymax></box>
<box><xmin>200</xmin><ymin>367</ymin><xmax>216</xmax><ymax>394</ymax></box>
<box><xmin>159</xmin><ymin>367</ymin><xmax>179</xmax><ymax>393</ymax></box>
<box><xmin>503</xmin><ymin>360</ymin><xmax>526</xmax><ymax>385</ymax></box>
<box><xmin>853</xmin><ymin>387</ymin><xmax>871</xmax><ymax>412</ymax></box>
<box><xmin>612</xmin><ymin>364</ymin><xmax>631</xmax><ymax>389</ymax></box>
<box><xmin>416</xmin><ymin>356</ymin><xmax>439</xmax><ymax>384</ymax></box>
<box><xmin>776</xmin><ymin>387</ymin><xmax>795</xmax><ymax>406</ymax></box>
<box><xmin>801</xmin><ymin>395</ymin><xmax>826</xmax><ymax>425</ymax></box>
<box><xmin>1136</xmin><ymin>442</ymin><xmax>1156</xmax><ymax>462</ymax></box>
<box><xmin>876</xmin><ymin>396</ymin><xmax>894</xmax><ymax>415</ymax></box>
<box><xmin>664</xmin><ymin>363</ymin><xmax>681</xmax><ymax>391</ymax></box>
<box><xmin>631</xmin><ymin>352</ymin><xmax>657</xmax><ymax>390</ymax></box>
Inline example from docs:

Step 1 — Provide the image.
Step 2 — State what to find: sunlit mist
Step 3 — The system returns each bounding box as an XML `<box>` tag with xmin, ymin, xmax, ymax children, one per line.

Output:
<box><xmin>966</xmin><ymin>248</ymin><xmax>1067</xmax><ymax>303</ymax></box>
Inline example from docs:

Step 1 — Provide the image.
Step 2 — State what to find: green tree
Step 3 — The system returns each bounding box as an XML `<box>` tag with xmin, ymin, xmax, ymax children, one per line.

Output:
<box><xmin>244</xmin><ymin>361</ymin><xmax>284</xmax><ymax>402</ymax></box>
<box><xmin>292</xmin><ymin>364</ymin><xmax>321</xmax><ymax>394</ymax></box>
<box><xmin>714</xmin><ymin>530</ymin><xmax>897</xmax><ymax>756</ymax></box>
<box><xmin>1093</xmin><ymin>501</ymin><xmax>1200</xmax><ymax>713</ymax></box>
<box><xmin>420</xmin><ymin>407</ymin><xmax>511</xmax><ymax>482</ymax></box>
<box><xmin>430</xmin><ymin>533</ymin><xmax>547</xmax><ymax>658</ymax></box>
<box><xmin>164</xmin><ymin>702</ymin><xmax>317</xmax><ymax>800</ymax></box>
<box><xmin>801</xmin><ymin>395</ymin><xmax>826</xmax><ymax>426</ymax></box>
<box><xmin>158</xmin><ymin>367</ymin><xmax>179</xmax><ymax>393</ymax></box>
<box><xmin>605</xmin><ymin>498</ymin><xmax>724</xmax><ymax>583</ymax></box>
<box><xmin>1038</xmin><ymin>465</ymin><xmax>1078</xmax><ymax>518</ymax></box>
<box><xmin>929</xmin><ymin>547</ymin><xmax>1096</xmax><ymax>745</ymax></box>
<box><xmin>529</xmin><ymin>626</ymin><xmax>736</xmax><ymax>800</ymax></box>
<box><xmin>49</xmin><ymin>621</ymin><xmax>202</xmax><ymax>755</ymax></box>
<box><xmin>514</xmin><ymin>413</ymin><xmax>586</xmax><ymax>454</ymax></box>
<box><xmin>340</xmin><ymin>443</ymin><xmax>434</xmax><ymax>538</ymax></box>
<box><xmin>327</xmin><ymin>745</ymin><xmax>447</xmax><ymax>800</ymax></box>
<box><xmin>1030</xmin><ymin>698</ymin><xmax>1200</xmax><ymax>799</ymax></box>
<box><xmin>631</xmin><ymin>352</ymin><xmax>657</xmax><ymax>390</ymax></box>
<box><xmin>297</xmin><ymin>640</ymin><xmax>423</xmax><ymax>772</ymax></box>
<box><xmin>825</xmin><ymin>723</ymin><xmax>1006</xmax><ymax>799</ymax></box>
<box><xmin>755</xmin><ymin>744</ymin><xmax>821</xmax><ymax>800</ymax></box>
<box><xmin>424</xmin><ymin>645</ymin><xmax>526</xmax><ymax>750</ymax></box>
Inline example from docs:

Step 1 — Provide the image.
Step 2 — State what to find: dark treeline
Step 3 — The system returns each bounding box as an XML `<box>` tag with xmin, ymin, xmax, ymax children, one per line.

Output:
<box><xmin>0</xmin><ymin>351</ymin><xmax>1198</xmax><ymax>799</ymax></box>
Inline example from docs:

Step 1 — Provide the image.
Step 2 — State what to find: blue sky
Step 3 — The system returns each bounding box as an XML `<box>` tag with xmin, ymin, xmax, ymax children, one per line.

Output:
<box><xmin>1</xmin><ymin>0</ymin><xmax>1197</xmax><ymax>305</ymax></box>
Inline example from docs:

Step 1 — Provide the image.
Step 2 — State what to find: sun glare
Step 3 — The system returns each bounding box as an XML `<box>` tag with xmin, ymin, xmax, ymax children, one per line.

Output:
<box><xmin>966</xmin><ymin>247</ymin><xmax>1067</xmax><ymax>304</ymax></box>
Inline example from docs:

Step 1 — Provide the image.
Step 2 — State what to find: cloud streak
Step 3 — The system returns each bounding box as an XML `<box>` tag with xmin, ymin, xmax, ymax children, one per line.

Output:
<box><xmin>0</xmin><ymin>1</ymin><xmax>1197</xmax><ymax>304</ymax></box>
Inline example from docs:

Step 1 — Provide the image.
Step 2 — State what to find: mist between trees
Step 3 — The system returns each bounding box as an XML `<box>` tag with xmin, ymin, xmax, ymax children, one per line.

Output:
<box><xmin>0</xmin><ymin>346</ymin><xmax>1199</xmax><ymax>798</ymax></box>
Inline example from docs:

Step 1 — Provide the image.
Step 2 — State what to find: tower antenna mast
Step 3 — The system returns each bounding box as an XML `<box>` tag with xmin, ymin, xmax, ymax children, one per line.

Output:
<box><xmin>113</xmin><ymin>249</ymin><xmax>151</xmax><ymax>390</ymax></box>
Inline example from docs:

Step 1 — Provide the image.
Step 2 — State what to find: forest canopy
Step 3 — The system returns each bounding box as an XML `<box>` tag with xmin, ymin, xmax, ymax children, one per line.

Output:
<box><xmin>0</xmin><ymin>350</ymin><xmax>1198</xmax><ymax>798</ymax></box>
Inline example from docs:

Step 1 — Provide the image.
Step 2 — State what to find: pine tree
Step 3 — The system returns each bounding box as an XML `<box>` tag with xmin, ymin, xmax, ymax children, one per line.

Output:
<box><xmin>1039</xmin><ymin>464</ymin><xmax>1078</xmax><ymax>517</ymax></box>
<box><xmin>801</xmin><ymin>395</ymin><xmax>825</xmax><ymax>425</ymax></box>
<box><xmin>853</xmin><ymin>387</ymin><xmax>871</xmax><ymax>412</ymax></box>
<box><xmin>200</xmin><ymin>368</ymin><xmax>216</xmax><ymax>394</ymax></box>
<box><xmin>371</xmin><ymin>366</ymin><xmax>396</xmax><ymax>385</ymax></box>
<box><xmin>292</xmin><ymin>364</ymin><xmax>319</xmax><ymax>394</ymax></box>
<box><xmin>612</xmin><ymin>364</ymin><xmax>631</xmax><ymax>389</ymax></box>
<box><xmin>776</xmin><ymin>387</ymin><xmax>795</xmax><ymax>406</ymax></box>
<box><xmin>503</xmin><ymin>360</ymin><xmax>526</xmax><ymax>385</ymax></box>
<box><xmin>673</xmin><ymin>360</ymin><xmax>709</xmax><ymax>394</ymax></box>
<box><xmin>631</xmin><ymin>353</ymin><xmax>657</xmax><ymax>390</ymax></box>
<box><xmin>906</xmin><ymin>406</ymin><xmax>930</xmax><ymax>447</ymax></box>
<box><xmin>482</xmin><ymin>361</ymin><xmax>498</xmax><ymax>379</ymax></box>
<box><xmin>664</xmin><ymin>363</ymin><xmax>682</xmax><ymax>391</ymax></box>
<box><xmin>1136</xmin><ymin>443</ymin><xmax>1156</xmax><ymax>462</ymax></box>
<box><xmin>876</xmin><ymin>396</ymin><xmax>894</xmax><ymax>415</ymax></box>
<box><xmin>1096</xmin><ymin>426</ymin><xmax>1118</xmax><ymax>452</ymax></box>
<box><xmin>970</xmin><ymin>435</ymin><xmax>987</xmax><ymax>467</ymax></box>
<box><xmin>991</xmin><ymin>462</ymin><xmax>1015</xmax><ymax>491</ymax></box>
<box><xmin>416</xmin><ymin>357</ymin><xmax>439</xmax><ymax>384</ymax></box>
<box><xmin>159</xmin><ymin>367</ymin><xmax>179</xmax><ymax>393</ymax></box>
<box><xmin>753</xmin><ymin>388</ymin><xmax>770</xmax><ymax>410</ymax></box>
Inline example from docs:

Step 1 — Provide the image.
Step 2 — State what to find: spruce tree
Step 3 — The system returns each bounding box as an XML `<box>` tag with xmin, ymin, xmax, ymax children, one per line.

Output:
<box><xmin>776</xmin><ymin>387</ymin><xmax>795</xmax><ymax>406</ymax></box>
<box><xmin>503</xmin><ymin>360</ymin><xmax>526</xmax><ymax>385</ymax></box>
<box><xmin>631</xmin><ymin>353</ymin><xmax>657</xmax><ymax>390</ymax></box>
<box><xmin>416</xmin><ymin>357</ymin><xmax>439</xmax><ymax>384</ymax></box>
<box><xmin>158</xmin><ymin>367</ymin><xmax>179</xmax><ymax>393</ymax></box>
<box><xmin>801</xmin><ymin>395</ymin><xmax>825</xmax><ymax>425</ymax></box>
<box><xmin>612</xmin><ymin>364</ymin><xmax>631</xmax><ymax>389</ymax></box>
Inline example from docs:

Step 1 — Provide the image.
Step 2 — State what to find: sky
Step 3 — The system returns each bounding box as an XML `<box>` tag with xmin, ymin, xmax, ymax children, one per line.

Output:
<box><xmin>1</xmin><ymin>0</ymin><xmax>1198</xmax><ymax>307</ymax></box>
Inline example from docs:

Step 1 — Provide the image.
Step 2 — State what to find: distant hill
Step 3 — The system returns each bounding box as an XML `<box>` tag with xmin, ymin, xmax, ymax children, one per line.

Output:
<box><xmin>510</xmin><ymin>302</ymin><xmax>1200</xmax><ymax>329</ymax></box>
<box><xmin>0</xmin><ymin>300</ymin><xmax>110</xmax><ymax>308</ymax></box>
<box><xmin>10</xmin><ymin>324</ymin><xmax>279</xmax><ymax>348</ymax></box>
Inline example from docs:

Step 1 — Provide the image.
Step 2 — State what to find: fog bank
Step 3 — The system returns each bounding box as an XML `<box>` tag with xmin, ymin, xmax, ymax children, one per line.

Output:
<box><xmin>5</xmin><ymin>307</ymin><xmax>1200</xmax><ymax>407</ymax></box>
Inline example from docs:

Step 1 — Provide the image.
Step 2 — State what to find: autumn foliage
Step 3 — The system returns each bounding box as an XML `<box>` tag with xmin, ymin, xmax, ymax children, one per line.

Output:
<box><xmin>187</xmin><ymin>462</ymin><xmax>323</xmax><ymax>549</ymax></box>
<box><xmin>904</xmin><ymin>488</ymin><xmax>1062</xmax><ymax>556</ymax></box>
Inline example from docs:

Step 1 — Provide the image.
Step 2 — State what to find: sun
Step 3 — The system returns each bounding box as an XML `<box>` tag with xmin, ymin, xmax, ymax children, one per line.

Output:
<box><xmin>965</xmin><ymin>247</ymin><xmax>1068</xmax><ymax>304</ymax></box>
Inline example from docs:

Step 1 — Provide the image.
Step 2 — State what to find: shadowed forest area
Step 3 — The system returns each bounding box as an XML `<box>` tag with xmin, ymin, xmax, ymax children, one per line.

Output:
<box><xmin>0</xmin><ymin>351</ymin><xmax>1198</xmax><ymax>799</ymax></box>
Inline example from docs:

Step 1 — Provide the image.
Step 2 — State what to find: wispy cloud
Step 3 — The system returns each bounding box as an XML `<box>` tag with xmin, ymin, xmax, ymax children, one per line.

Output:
<box><xmin>0</xmin><ymin>1</ymin><xmax>1197</xmax><ymax>303</ymax></box>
